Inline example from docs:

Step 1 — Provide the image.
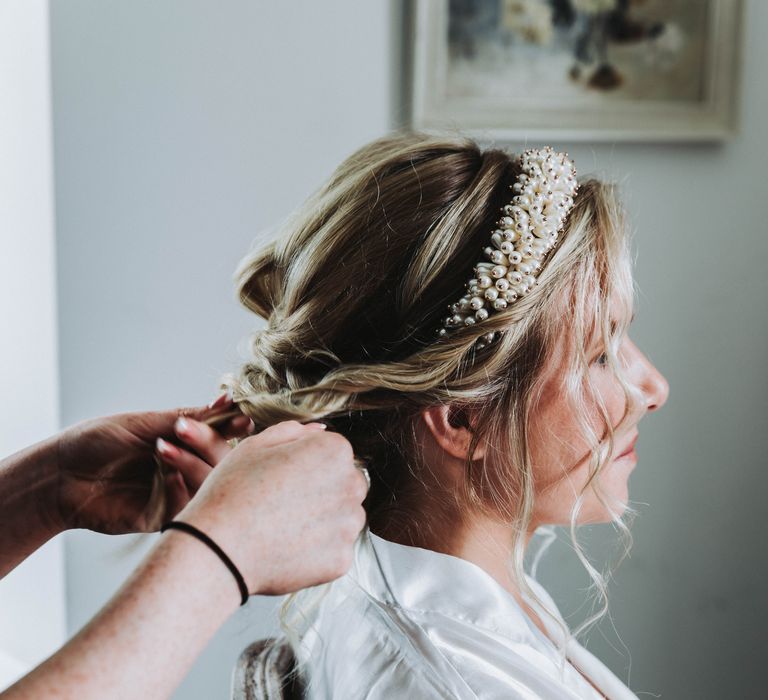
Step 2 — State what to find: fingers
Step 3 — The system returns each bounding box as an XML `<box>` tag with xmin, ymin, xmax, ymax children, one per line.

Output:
<box><xmin>156</xmin><ymin>437</ymin><xmax>214</xmax><ymax>493</ymax></box>
<box><xmin>207</xmin><ymin>392</ymin><xmax>233</xmax><ymax>411</ymax></box>
<box><xmin>215</xmin><ymin>414</ymin><xmax>254</xmax><ymax>440</ymax></box>
<box><xmin>156</xmin><ymin>415</ymin><xmax>327</xmax><ymax>496</ymax></box>
<box><xmin>187</xmin><ymin>392</ymin><xmax>235</xmax><ymax>419</ymax></box>
<box><xmin>157</xmin><ymin>415</ymin><xmax>252</xmax><ymax>492</ymax></box>
<box><xmin>180</xmin><ymin>394</ymin><xmax>327</xmax><ymax>449</ymax></box>
<box><xmin>250</xmin><ymin>420</ymin><xmax>327</xmax><ymax>449</ymax></box>
<box><xmin>177</xmin><ymin>393</ymin><xmax>242</xmax><ymax>431</ymax></box>
<box><xmin>174</xmin><ymin>417</ymin><xmax>232</xmax><ymax>465</ymax></box>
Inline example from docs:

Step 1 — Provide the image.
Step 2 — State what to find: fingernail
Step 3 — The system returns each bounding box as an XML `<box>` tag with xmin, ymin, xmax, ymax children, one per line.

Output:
<box><xmin>229</xmin><ymin>414</ymin><xmax>252</xmax><ymax>430</ymax></box>
<box><xmin>207</xmin><ymin>392</ymin><xmax>233</xmax><ymax>410</ymax></box>
<box><xmin>175</xmin><ymin>417</ymin><xmax>192</xmax><ymax>435</ymax></box>
<box><xmin>307</xmin><ymin>422</ymin><xmax>327</xmax><ymax>430</ymax></box>
<box><xmin>156</xmin><ymin>437</ymin><xmax>177</xmax><ymax>456</ymax></box>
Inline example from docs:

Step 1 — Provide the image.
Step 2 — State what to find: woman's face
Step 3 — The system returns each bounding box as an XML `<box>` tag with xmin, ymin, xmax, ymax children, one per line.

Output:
<box><xmin>527</xmin><ymin>306</ymin><xmax>669</xmax><ymax>527</ymax></box>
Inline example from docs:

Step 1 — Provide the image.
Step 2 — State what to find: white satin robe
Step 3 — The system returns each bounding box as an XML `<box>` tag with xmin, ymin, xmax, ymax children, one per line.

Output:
<box><xmin>293</xmin><ymin>528</ymin><xmax>640</xmax><ymax>699</ymax></box>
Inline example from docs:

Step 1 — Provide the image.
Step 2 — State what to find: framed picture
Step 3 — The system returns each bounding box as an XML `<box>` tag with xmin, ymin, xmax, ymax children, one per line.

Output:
<box><xmin>410</xmin><ymin>0</ymin><xmax>744</xmax><ymax>142</ymax></box>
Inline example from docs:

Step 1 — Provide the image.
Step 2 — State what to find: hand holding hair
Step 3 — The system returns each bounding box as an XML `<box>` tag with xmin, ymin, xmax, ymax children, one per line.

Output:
<box><xmin>54</xmin><ymin>393</ymin><xmax>253</xmax><ymax>534</ymax></box>
<box><xmin>165</xmin><ymin>418</ymin><xmax>369</xmax><ymax>596</ymax></box>
<box><xmin>0</xmin><ymin>394</ymin><xmax>251</xmax><ymax>579</ymax></box>
<box><xmin>1</xmin><ymin>420</ymin><xmax>368</xmax><ymax>700</ymax></box>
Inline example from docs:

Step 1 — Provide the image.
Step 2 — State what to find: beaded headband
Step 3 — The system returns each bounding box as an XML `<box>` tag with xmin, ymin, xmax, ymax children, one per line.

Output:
<box><xmin>437</xmin><ymin>146</ymin><xmax>578</xmax><ymax>350</ymax></box>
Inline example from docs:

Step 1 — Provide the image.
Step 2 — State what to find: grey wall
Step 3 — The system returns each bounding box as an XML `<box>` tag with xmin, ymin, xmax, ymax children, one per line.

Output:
<box><xmin>50</xmin><ymin>2</ymin><xmax>393</xmax><ymax>698</ymax></box>
<box><xmin>50</xmin><ymin>1</ymin><xmax>767</xmax><ymax>699</ymax></box>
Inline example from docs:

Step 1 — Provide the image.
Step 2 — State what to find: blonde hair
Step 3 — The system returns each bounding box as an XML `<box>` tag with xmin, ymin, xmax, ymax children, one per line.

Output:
<box><xmin>224</xmin><ymin>130</ymin><xmax>641</xmax><ymax>678</ymax></box>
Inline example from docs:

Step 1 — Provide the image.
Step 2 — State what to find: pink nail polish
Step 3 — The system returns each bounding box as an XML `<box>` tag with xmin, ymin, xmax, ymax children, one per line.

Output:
<box><xmin>207</xmin><ymin>392</ymin><xmax>233</xmax><ymax>410</ymax></box>
<box><xmin>156</xmin><ymin>437</ymin><xmax>176</xmax><ymax>456</ymax></box>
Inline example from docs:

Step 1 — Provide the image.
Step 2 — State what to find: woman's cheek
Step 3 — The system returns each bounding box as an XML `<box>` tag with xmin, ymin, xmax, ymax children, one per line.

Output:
<box><xmin>589</xmin><ymin>367</ymin><xmax>627</xmax><ymax>431</ymax></box>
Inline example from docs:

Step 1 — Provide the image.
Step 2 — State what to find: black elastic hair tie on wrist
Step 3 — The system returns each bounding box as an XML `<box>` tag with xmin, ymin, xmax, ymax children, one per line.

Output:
<box><xmin>160</xmin><ymin>520</ymin><xmax>249</xmax><ymax>606</ymax></box>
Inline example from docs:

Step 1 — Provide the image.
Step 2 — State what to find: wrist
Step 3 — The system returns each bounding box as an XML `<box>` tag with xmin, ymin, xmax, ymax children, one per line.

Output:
<box><xmin>172</xmin><ymin>505</ymin><xmax>263</xmax><ymax>596</ymax></box>
<box><xmin>159</xmin><ymin>526</ymin><xmax>246</xmax><ymax>613</ymax></box>
<box><xmin>161</xmin><ymin>521</ymin><xmax>249</xmax><ymax>606</ymax></box>
<box><xmin>0</xmin><ymin>435</ymin><xmax>66</xmax><ymax>577</ymax></box>
<box><xmin>1</xmin><ymin>435</ymin><xmax>64</xmax><ymax>536</ymax></box>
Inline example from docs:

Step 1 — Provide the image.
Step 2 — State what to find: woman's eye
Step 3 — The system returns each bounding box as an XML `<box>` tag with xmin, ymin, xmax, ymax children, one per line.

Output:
<box><xmin>594</xmin><ymin>352</ymin><xmax>609</xmax><ymax>367</ymax></box>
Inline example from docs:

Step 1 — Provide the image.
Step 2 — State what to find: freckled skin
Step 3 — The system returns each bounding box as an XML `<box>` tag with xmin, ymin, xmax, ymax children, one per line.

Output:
<box><xmin>529</xmin><ymin>327</ymin><xmax>669</xmax><ymax>528</ymax></box>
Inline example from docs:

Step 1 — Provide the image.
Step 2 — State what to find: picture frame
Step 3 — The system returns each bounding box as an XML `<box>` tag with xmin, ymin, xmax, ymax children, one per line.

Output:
<box><xmin>409</xmin><ymin>0</ymin><xmax>744</xmax><ymax>142</ymax></box>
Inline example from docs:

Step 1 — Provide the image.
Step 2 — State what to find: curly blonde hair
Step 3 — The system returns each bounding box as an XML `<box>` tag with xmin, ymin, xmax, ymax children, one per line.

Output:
<box><xmin>224</xmin><ymin>130</ymin><xmax>640</xmax><ymax>675</ymax></box>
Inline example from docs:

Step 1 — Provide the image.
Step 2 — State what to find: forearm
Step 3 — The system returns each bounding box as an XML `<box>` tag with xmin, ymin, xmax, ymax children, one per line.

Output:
<box><xmin>2</xmin><ymin>529</ymin><xmax>240</xmax><ymax>700</ymax></box>
<box><xmin>0</xmin><ymin>437</ymin><xmax>62</xmax><ymax>577</ymax></box>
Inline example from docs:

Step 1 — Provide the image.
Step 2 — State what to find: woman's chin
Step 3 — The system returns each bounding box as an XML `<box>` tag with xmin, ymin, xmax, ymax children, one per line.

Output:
<box><xmin>577</xmin><ymin>489</ymin><xmax>631</xmax><ymax>524</ymax></box>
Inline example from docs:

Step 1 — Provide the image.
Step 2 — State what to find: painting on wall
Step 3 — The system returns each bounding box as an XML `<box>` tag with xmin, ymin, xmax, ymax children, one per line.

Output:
<box><xmin>410</xmin><ymin>0</ymin><xmax>743</xmax><ymax>141</ymax></box>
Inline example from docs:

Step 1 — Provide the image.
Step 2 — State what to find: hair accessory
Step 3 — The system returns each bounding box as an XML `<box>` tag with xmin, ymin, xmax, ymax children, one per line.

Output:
<box><xmin>161</xmin><ymin>520</ymin><xmax>250</xmax><ymax>606</ymax></box>
<box><xmin>438</xmin><ymin>147</ymin><xmax>578</xmax><ymax>349</ymax></box>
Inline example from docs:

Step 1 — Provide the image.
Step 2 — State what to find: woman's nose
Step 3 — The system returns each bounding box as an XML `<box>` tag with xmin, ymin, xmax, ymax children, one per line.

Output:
<box><xmin>640</xmin><ymin>353</ymin><xmax>669</xmax><ymax>413</ymax></box>
<box><xmin>625</xmin><ymin>338</ymin><xmax>669</xmax><ymax>413</ymax></box>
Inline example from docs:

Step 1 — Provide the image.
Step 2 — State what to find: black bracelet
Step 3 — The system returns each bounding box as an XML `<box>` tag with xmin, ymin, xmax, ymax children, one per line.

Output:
<box><xmin>160</xmin><ymin>520</ymin><xmax>249</xmax><ymax>606</ymax></box>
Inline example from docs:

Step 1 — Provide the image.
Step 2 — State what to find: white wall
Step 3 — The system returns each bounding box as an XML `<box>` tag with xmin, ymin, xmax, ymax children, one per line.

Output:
<box><xmin>49</xmin><ymin>1</ymin><xmax>767</xmax><ymax>699</ymax></box>
<box><xmin>0</xmin><ymin>0</ymin><xmax>65</xmax><ymax>690</ymax></box>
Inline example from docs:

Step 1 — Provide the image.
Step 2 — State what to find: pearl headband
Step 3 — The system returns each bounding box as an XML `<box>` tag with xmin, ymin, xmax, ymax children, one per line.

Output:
<box><xmin>438</xmin><ymin>147</ymin><xmax>578</xmax><ymax>349</ymax></box>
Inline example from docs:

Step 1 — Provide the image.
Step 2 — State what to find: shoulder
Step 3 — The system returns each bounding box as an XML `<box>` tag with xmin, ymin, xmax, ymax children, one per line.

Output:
<box><xmin>295</xmin><ymin>576</ymin><xmax>587</xmax><ymax>700</ymax></box>
<box><xmin>289</xmin><ymin>532</ymin><xmax>614</xmax><ymax>699</ymax></box>
<box><xmin>294</xmin><ymin>577</ymin><xmax>462</xmax><ymax>698</ymax></box>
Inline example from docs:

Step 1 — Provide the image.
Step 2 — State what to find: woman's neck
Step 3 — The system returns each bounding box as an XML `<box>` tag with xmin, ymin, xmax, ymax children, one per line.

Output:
<box><xmin>372</xmin><ymin>504</ymin><xmax>536</xmax><ymax>600</ymax></box>
<box><xmin>373</xmin><ymin>510</ymin><xmax>552</xmax><ymax>640</ymax></box>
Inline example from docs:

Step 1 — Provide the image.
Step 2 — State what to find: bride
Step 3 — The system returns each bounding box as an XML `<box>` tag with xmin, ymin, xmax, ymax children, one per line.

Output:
<box><xmin>174</xmin><ymin>131</ymin><xmax>669</xmax><ymax>698</ymax></box>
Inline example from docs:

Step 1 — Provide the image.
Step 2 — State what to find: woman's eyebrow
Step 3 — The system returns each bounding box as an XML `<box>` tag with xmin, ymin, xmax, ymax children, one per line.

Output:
<box><xmin>609</xmin><ymin>311</ymin><xmax>636</xmax><ymax>336</ymax></box>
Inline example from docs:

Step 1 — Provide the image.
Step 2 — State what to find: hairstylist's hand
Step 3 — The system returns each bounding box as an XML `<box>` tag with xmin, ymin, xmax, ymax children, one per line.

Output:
<box><xmin>172</xmin><ymin>421</ymin><xmax>369</xmax><ymax>596</ymax></box>
<box><xmin>54</xmin><ymin>395</ymin><xmax>252</xmax><ymax>535</ymax></box>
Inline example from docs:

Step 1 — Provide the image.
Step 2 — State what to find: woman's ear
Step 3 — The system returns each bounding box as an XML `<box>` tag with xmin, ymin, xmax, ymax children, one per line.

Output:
<box><xmin>420</xmin><ymin>404</ymin><xmax>486</xmax><ymax>461</ymax></box>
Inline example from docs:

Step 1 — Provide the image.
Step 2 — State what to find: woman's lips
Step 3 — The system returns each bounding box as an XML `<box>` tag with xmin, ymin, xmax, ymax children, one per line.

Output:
<box><xmin>616</xmin><ymin>435</ymin><xmax>638</xmax><ymax>460</ymax></box>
